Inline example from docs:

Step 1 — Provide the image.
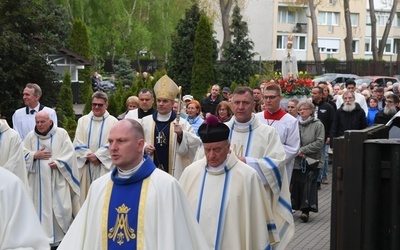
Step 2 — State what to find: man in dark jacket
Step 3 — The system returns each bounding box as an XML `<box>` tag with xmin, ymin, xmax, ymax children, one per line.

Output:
<box><xmin>311</xmin><ymin>86</ymin><xmax>335</xmax><ymax>187</ymax></box>
<box><xmin>331</xmin><ymin>90</ymin><xmax>367</xmax><ymax>139</ymax></box>
<box><xmin>374</xmin><ymin>93</ymin><xmax>400</xmax><ymax>125</ymax></box>
<box><xmin>200</xmin><ymin>84</ymin><xmax>222</xmax><ymax>117</ymax></box>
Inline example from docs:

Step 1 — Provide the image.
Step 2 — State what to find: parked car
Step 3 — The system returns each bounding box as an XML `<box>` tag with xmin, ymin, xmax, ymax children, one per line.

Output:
<box><xmin>101</xmin><ymin>80</ymin><xmax>116</xmax><ymax>92</ymax></box>
<box><xmin>313</xmin><ymin>73</ymin><xmax>359</xmax><ymax>85</ymax></box>
<box><xmin>354</xmin><ymin>76</ymin><xmax>399</xmax><ymax>87</ymax></box>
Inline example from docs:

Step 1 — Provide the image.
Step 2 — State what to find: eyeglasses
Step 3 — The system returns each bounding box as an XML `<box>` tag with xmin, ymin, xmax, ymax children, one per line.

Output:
<box><xmin>298</xmin><ymin>108</ymin><xmax>310</xmax><ymax>111</ymax></box>
<box><xmin>263</xmin><ymin>95</ymin><xmax>278</xmax><ymax>100</ymax></box>
<box><xmin>92</xmin><ymin>103</ymin><xmax>104</xmax><ymax>108</ymax></box>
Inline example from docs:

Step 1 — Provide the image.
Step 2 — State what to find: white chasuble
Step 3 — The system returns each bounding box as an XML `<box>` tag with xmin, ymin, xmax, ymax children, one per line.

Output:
<box><xmin>73</xmin><ymin>111</ymin><xmax>118</xmax><ymax>204</ymax></box>
<box><xmin>58</xmin><ymin>156</ymin><xmax>208</xmax><ymax>250</ymax></box>
<box><xmin>180</xmin><ymin>153</ymin><xmax>279</xmax><ymax>250</ymax></box>
<box><xmin>23</xmin><ymin>125</ymin><xmax>80</xmax><ymax>245</ymax></box>
<box><xmin>0</xmin><ymin>119</ymin><xmax>29</xmax><ymax>191</ymax></box>
<box><xmin>225</xmin><ymin>116</ymin><xmax>295</xmax><ymax>250</ymax></box>
<box><xmin>0</xmin><ymin>168</ymin><xmax>49</xmax><ymax>250</ymax></box>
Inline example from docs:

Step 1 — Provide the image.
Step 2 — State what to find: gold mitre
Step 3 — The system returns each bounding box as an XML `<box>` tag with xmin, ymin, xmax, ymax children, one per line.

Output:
<box><xmin>154</xmin><ymin>75</ymin><xmax>179</xmax><ymax>100</ymax></box>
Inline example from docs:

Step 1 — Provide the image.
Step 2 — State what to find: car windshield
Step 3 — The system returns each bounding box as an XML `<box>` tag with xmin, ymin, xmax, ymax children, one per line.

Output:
<box><xmin>313</xmin><ymin>75</ymin><xmax>335</xmax><ymax>83</ymax></box>
<box><xmin>355</xmin><ymin>78</ymin><xmax>373</xmax><ymax>85</ymax></box>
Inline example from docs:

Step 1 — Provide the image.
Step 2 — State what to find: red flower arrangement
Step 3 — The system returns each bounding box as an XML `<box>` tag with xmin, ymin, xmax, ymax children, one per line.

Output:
<box><xmin>277</xmin><ymin>76</ymin><xmax>314</xmax><ymax>98</ymax></box>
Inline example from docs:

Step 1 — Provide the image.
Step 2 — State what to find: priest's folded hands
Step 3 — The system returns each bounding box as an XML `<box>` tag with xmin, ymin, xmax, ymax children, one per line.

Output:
<box><xmin>34</xmin><ymin>148</ymin><xmax>52</xmax><ymax>160</ymax></box>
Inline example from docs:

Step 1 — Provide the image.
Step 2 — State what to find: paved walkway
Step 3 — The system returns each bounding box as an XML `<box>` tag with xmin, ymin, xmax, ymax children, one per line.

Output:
<box><xmin>287</xmin><ymin>165</ymin><xmax>332</xmax><ymax>250</ymax></box>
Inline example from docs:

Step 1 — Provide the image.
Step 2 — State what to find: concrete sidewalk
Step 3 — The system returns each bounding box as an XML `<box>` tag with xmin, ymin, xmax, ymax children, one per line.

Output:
<box><xmin>287</xmin><ymin>165</ymin><xmax>332</xmax><ymax>250</ymax></box>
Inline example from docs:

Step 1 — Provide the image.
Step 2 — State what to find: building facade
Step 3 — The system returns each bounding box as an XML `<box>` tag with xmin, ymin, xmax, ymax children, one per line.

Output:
<box><xmin>213</xmin><ymin>0</ymin><xmax>400</xmax><ymax>62</ymax></box>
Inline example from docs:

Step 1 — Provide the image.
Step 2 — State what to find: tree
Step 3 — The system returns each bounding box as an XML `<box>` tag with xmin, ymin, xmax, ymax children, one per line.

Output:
<box><xmin>168</xmin><ymin>4</ymin><xmax>201</xmax><ymax>95</ymax></box>
<box><xmin>68</xmin><ymin>19</ymin><xmax>92</xmax><ymax>103</ymax></box>
<box><xmin>114</xmin><ymin>57</ymin><xmax>136</xmax><ymax>87</ymax></box>
<box><xmin>369</xmin><ymin>0</ymin><xmax>379</xmax><ymax>61</ymax></box>
<box><xmin>377</xmin><ymin>0</ymin><xmax>398</xmax><ymax>60</ymax></box>
<box><xmin>0</xmin><ymin>0</ymin><xmax>70</xmax><ymax>124</ymax></box>
<box><xmin>219</xmin><ymin>4</ymin><xmax>256</xmax><ymax>87</ymax></box>
<box><xmin>57</xmin><ymin>0</ymin><xmax>191</xmax><ymax>62</ymax></box>
<box><xmin>191</xmin><ymin>14</ymin><xmax>216</xmax><ymax>100</ymax></box>
<box><xmin>343</xmin><ymin>0</ymin><xmax>354</xmax><ymax>61</ymax></box>
<box><xmin>307</xmin><ymin>0</ymin><xmax>323</xmax><ymax>74</ymax></box>
<box><xmin>56</xmin><ymin>70</ymin><xmax>77</xmax><ymax>139</ymax></box>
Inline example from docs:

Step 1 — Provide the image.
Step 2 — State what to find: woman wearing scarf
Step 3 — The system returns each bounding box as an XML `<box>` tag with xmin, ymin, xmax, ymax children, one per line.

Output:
<box><xmin>185</xmin><ymin>100</ymin><xmax>204</xmax><ymax>137</ymax></box>
<box><xmin>291</xmin><ymin>100</ymin><xmax>325</xmax><ymax>223</ymax></box>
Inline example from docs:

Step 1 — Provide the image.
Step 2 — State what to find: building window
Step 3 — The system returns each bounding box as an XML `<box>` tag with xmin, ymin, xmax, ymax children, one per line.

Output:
<box><xmin>317</xmin><ymin>11</ymin><xmax>339</xmax><ymax>26</ymax></box>
<box><xmin>352</xmin><ymin>40</ymin><xmax>359</xmax><ymax>54</ymax></box>
<box><xmin>277</xmin><ymin>36</ymin><xmax>284</xmax><ymax>49</ymax></box>
<box><xmin>276</xmin><ymin>35</ymin><xmax>306</xmax><ymax>50</ymax></box>
<box><xmin>378</xmin><ymin>38</ymin><xmax>393</xmax><ymax>54</ymax></box>
<box><xmin>376</xmin><ymin>12</ymin><xmax>390</xmax><ymax>26</ymax></box>
<box><xmin>350</xmin><ymin>13</ymin><xmax>359</xmax><ymax>27</ymax></box>
<box><xmin>278</xmin><ymin>7</ymin><xmax>295</xmax><ymax>24</ymax></box>
<box><xmin>397</xmin><ymin>13</ymin><xmax>400</xmax><ymax>27</ymax></box>
<box><xmin>365</xmin><ymin>38</ymin><xmax>371</xmax><ymax>53</ymax></box>
<box><xmin>318</xmin><ymin>38</ymin><xmax>340</xmax><ymax>54</ymax></box>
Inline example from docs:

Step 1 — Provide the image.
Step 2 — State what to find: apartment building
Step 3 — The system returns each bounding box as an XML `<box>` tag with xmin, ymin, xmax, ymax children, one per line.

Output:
<box><xmin>213</xmin><ymin>0</ymin><xmax>400</xmax><ymax>62</ymax></box>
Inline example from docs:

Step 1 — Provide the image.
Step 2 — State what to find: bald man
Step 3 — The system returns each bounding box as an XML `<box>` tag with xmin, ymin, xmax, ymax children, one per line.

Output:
<box><xmin>23</xmin><ymin>110</ymin><xmax>80</xmax><ymax>248</ymax></box>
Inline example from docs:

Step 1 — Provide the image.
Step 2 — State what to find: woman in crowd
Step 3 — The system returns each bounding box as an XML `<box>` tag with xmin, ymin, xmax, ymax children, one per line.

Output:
<box><xmin>291</xmin><ymin>100</ymin><xmax>325</xmax><ymax>223</ymax></box>
<box><xmin>216</xmin><ymin>101</ymin><xmax>234</xmax><ymax>122</ymax></box>
<box><xmin>286</xmin><ymin>99</ymin><xmax>299</xmax><ymax>118</ymax></box>
<box><xmin>185</xmin><ymin>100</ymin><xmax>203</xmax><ymax>136</ymax></box>
<box><xmin>117</xmin><ymin>96</ymin><xmax>139</xmax><ymax>120</ymax></box>
<box><xmin>367</xmin><ymin>97</ymin><xmax>379</xmax><ymax>127</ymax></box>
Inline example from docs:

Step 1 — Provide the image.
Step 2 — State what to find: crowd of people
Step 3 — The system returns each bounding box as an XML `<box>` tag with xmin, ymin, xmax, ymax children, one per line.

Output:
<box><xmin>2</xmin><ymin>75</ymin><xmax>399</xmax><ymax>249</ymax></box>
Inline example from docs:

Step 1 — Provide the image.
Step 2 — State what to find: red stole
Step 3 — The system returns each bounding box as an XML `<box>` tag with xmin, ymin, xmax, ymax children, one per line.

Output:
<box><xmin>263</xmin><ymin>108</ymin><xmax>287</xmax><ymax>121</ymax></box>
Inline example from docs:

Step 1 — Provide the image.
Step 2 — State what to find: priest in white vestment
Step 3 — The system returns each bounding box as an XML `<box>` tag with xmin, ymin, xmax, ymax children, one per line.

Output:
<box><xmin>23</xmin><ymin>111</ymin><xmax>80</xmax><ymax>248</ymax></box>
<box><xmin>180</xmin><ymin>115</ymin><xmax>279</xmax><ymax>249</ymax></box>
<box><xmin>142</xmin><ymin>75</ymin><xmax>201</xmax><ymax>179</ymax></box>
<box><xmin>0</xmin><ymin>119</ymin><xmax>29</xmax><ymax>190</ymax></box>
<box><xmin>227</xmin><ymin>87</ymin><xmax>295</xmax><ymax>249</ymax></box>
<box><xmin>12</xmin><ymin>83</ymin><xmax>57</xmax><ymax>139</ymax></box>
<box><xmin>0</xmin><ymin>168</ymin><xmax>49</xmax><ymax>250</ymax></box>
<box><xmin>58</xmin><ymin>119</ymin><xmax>208</xmax><ymax>250</ymax></box>
<box><xmin>255</xmin><ymin>84</ymin><xmax>300</xmax><ymax>182</ymax></box>
<box><xmin>73</xmin><ymin>91</ymin><xmax>118</xmax><ymax>203</ymax></box>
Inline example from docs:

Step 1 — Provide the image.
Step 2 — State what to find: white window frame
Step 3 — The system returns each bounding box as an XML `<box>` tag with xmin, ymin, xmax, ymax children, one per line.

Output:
<box><xmin>376</xmin><ymin>12</ymin><xmax>390</xmax><ymax>26</ymax></box>
<box><xmin>317</xmin><ymin>11</ymin><xmax>339</xmax><ymax>26</ymax></box>
<box><xmin>352</xmin><ymin>40</ymin><xmax>359</xmax><ymax>54</ymax></box>
<box><xmin>377</xmin><ymin>38</ymin><xmax>393</xmax><ymax>54</ymax></box>
<box><xmin>276</xmin><ymin>35</ymin><xmax>306</xmax><ymax>50</ymax></box>
<box><xmin>318</xmin><ymin>38</ymin><xmax>340</xmax><ymax>54</ymax></box>
<box><xmin>278</xmin><ymin>7</ymin><xmax>295</xmax><ymax>24</ymax></box>
<box><xmin>350</xmin><ymin>13</ymin><xmax>359</xmax><ymax>27</ymax></box>
<box><xmin>365</xmin><ymin>38</ymin><xmax>371</xmax><ymax>53</ymax></box>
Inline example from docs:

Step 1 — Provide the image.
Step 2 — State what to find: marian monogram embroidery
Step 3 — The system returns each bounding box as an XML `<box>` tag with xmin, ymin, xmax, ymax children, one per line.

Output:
<box><xmin>108</xmin><ymin>204</ymin><xmax>136</xmax><ymax>245</ymax></box>
<box><xmin>232</xmin><ymin>143</ymin><xmax>244</xmax><ymax>157</ymax></box>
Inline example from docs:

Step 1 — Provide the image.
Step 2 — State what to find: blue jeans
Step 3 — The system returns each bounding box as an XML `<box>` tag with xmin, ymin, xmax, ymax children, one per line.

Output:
<box><xmin>318</xmin><ymin>144</ymin><xmax>329</xmax><ymax>182</ymax></box>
